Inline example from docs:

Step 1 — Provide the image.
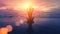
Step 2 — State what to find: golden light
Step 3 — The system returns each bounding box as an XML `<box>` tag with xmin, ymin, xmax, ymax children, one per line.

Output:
<box><xmin>12</xmin><ymin>2</ymin><xmax>38</xmax><ymax>11</ymax></box>
<box><xmin>0</xmin><ymin>0</ymin><xmax>52</xmax><ymax>12</ymax></box>
<box><xmin>4</xmin><ymin>1</ymin><xmax>51</xmax><ymax>12</ymax></box>
<box><xmin>13</xmin><ymin>3</ymin><xmax>50</xmax><ymax>12</ymax></box>
<box><xmin>24</xmin><ymin>3</ymin><xmax>31</xmax><ymax>9</ymax></box>
<box><xmin>22</xmin><ymin>3</ymin><xmax>39</xmax><ymax>11</ymax></box>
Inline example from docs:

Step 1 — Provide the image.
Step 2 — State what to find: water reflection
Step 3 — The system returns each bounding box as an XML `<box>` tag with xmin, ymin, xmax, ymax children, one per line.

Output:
<box><xmin>33</xmin><ymin>18</ymin><xmax>60</xmax><ymax>34</ymax></box>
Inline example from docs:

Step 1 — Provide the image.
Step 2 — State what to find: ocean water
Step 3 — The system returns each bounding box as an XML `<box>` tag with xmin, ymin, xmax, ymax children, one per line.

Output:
<box><xmin>0</xmin><ymin>11</ymin><xmax>60</xmax><ymax>34</ymax></box>
<box><xmin>0</xmin><ymin>17</ymin><xmax>59</xmax><ymax>34</ymax></box>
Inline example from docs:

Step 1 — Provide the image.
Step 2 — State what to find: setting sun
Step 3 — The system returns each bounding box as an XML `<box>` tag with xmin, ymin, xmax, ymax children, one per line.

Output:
<box><xmin>24</xmin><ymin>3</ymin><xmax>32</xmax><ymax>9</ymax></box>
<box><xmin>0</xmin><ymin>0</ymin><xmax>54</xmax><ymax>13</ymax></box>
<box><xmin>12</xmin><ymin>2</ymin><xmax>51</xmax><ymax>12</ymax></box>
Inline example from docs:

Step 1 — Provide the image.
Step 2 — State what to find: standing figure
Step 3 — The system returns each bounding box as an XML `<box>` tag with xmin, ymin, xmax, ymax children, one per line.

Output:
<box><xmin>27</xmin><ymin>5</ymin><xmax>34</xmax><ymax>34</ymax></box>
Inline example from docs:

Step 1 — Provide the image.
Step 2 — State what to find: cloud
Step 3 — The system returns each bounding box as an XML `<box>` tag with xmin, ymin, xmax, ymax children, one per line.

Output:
<box><xmin>0</xmin><ymin>0</ymin><xmax>59</xmax><ymax>9</ymax></box>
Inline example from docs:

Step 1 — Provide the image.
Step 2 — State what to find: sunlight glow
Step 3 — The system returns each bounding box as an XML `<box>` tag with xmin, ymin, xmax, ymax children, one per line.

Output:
<box><xmin>24</xmin><ymin>3</ymin><xmax>31</xmax><ymax>9</ymax></box>
<box><xmin>0</xmin><ymin>0</ymin><xmax>52</xmax><ymax>12</ymax></box>
<box><xmin>13</xmin><ymin>3</ymin><xmax>51</xmax><ymax>12</ymax></box>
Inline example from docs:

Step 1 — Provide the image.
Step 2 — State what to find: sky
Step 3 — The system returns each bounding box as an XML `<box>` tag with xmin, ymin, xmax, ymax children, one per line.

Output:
<box><xmin>0</xmin><ymin>0</ymin><xmax>60</xmax><ymax>12</ymax></box>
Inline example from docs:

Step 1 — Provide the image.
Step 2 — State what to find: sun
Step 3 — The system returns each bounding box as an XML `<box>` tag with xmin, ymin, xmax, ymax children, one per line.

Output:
<box><xmin>12</xmin><ymin>2</ymin><xmax>51</xmax><ymax>12</ymax></box>
<box><xmin>13</xmin><ymin>3</ymin><xmax>33</xmax><ymax>11</ymax></box>
<box><xmin>24</xmin><ymin>3</ymin><xmax>31</xmax><ymax>9</ymax></box>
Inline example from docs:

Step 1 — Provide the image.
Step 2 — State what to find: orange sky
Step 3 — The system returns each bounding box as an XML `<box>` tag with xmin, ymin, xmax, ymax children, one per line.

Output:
<box><xmin>0</xmin><ymin>0</ymin><xmax>60</xmax><ymax>12</ymax></box>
